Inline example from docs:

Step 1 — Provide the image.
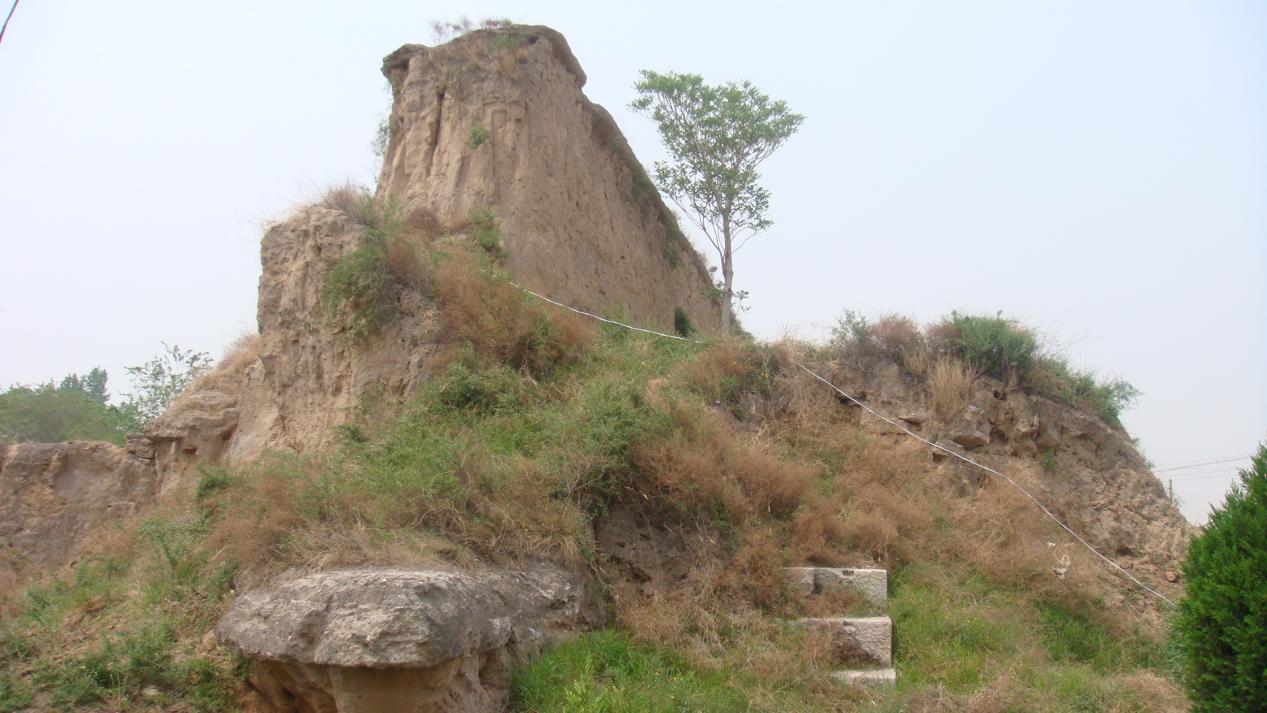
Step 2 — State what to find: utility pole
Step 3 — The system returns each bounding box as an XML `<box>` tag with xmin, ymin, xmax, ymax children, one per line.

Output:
<box><xmin>1168</xmin><ymin>479</ymin><xmax>1174</xmax><ymax>504</ymax></box>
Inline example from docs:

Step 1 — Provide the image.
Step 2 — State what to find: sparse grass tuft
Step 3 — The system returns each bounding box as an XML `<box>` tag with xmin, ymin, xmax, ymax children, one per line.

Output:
<box><xmin>929</xmin><ymin>357</ymin><xmax>973</xmax><ymax>420</ymax></box>
<box><xmin>467</xmin><ymin>208</ymin><xmax>504</xmax><ymax>258</ymax></box>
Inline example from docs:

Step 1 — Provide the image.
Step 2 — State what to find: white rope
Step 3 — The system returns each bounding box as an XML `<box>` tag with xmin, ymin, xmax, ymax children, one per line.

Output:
<box><xmin>793</xmin><ymin>363</ymin><xmax>1174</xmax><ymax>606</ymax></box>
<box><xmin>509</xmin><ymin>281</ymin><xmax>705</xmax><ymax>343</ymax></box>
<box><xmin>510</xmin><ymin>281</ymin><xmax>1175</xmax><ymax>606</ymax></box>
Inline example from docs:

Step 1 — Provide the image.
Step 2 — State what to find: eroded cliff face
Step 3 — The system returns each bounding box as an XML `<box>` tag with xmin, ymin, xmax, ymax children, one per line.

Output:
<box><xmin>0</xmin><ymin>439</ymin><xmax>156</xmax><ymax>570</ymax></box>
<box><xmin>146</xmin><ymin>206</ymin><xmax>441</xmax><ymax>490</ymax></box>
<box><xmin>824</xmin><ymin>361</ymin><xmax>1192</xmax><ymax>583</ymax></box>
<box><xmin>377</xmin><ymin>26</ymin><xmax>722</xmax><ymax>335</ymax></box>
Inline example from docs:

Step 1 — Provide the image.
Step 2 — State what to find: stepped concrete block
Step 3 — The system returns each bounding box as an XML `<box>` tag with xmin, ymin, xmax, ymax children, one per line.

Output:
<box><xmin>781</xmin><ymin>567</ymin><xmax>888</xmax><ymax>605</ymax></box>
<box><xmin>795</xmin><ymin>616</ymin><xmax>892</xmax><ymax>667</ymax></box>
<box><xmin>832</xmin><ymin>668</ymin><xmax>896</xmax><ymax>686</ymax></box>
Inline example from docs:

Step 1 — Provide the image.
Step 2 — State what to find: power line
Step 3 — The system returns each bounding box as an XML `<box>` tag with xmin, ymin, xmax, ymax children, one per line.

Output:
<box><xmin>1171</xmin><ymin>472</ymin><xmax>1243</xmax><ymax>483</ymax></box>
<box><xmin>0</xmin><ymin>0</ymin><xmax>18</xmax><ymax>46</ymax></box>
<box><xmin>509</xmin><ymin>280</ymin><xmax>1176</xmax><ymax>606</ymax></box>
<box><xmin>1155</xmin><ymin>456</ymin><xmax>1251</xmax><ymax>473</ymax></box>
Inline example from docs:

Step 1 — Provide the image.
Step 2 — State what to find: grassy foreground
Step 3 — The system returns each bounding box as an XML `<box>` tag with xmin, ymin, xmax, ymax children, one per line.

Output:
<box><xmin>0</xmin><ymin>221</ymin><xmax>1185</xmax><ymax>711</ymax></box>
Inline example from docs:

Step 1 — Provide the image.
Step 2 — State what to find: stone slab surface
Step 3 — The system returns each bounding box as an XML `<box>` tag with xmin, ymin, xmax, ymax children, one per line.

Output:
<box><xmin>794</xmin><ymin>616</ymin><xmax>892</xmax><ymax>667</ymax></box>
<box><xmin>781</xmin><ymin>567</ymin><xmax>888</xmax><ymax>605</ymax></box>
<box><xmin>832</xmin><ymin>668</ymin><xmax>896</xmax><ymax>686</ymax></box>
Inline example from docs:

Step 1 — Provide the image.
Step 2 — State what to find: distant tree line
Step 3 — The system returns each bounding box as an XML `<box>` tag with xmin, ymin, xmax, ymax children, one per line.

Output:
<box><xmin>0</xmin><ymin>344</ymin><xmax>210</xmax><ymax>445</ymax></box>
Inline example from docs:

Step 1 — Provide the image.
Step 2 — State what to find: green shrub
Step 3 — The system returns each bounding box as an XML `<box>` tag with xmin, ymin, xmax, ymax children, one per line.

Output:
<box><xmin>468</xmin><ymin>124</ymin><xmax>489</xmax><ymax>149</ymax></box>
<box><xmin>512</xmin><ymin>630</ymin><xmax>749</xmax><ymax>712</ymax></box>
<box><xmin>468</xmin><ymin>208</ymin><xmax>503</xmax><ymax>257</ymax></box>
<box><xmin>673</xmin><ymin>307</ymin><xmax>695</xmax><ymax>338</ymax></box>
<box><xmin>948</xmin><ymin>312</ymin><xmax>1039</xmax><ymax>382</ymax></box>
<box><xmin>321</xmin><ymin>191</ymin><xmax>430</xmax><ymax>341</ymax></box>
<box><xmin>322</xmin><ymin>235</ymin><xmax>393</xmax><ymax>340</ymax></box>
<box><xmin>1041</xmin><ymin>449</ymin><xmax>1057</xmax><ymax>472</ymax></box>
<box><xmin>1175</xmin><ymin>443</ymin><xmax>1267</xmax><ymax>712</ymax></box>
<box><xmin>1030</xmin><ymin>358</ymin><xmax>1139</xmax><ymax>428</ymax></box>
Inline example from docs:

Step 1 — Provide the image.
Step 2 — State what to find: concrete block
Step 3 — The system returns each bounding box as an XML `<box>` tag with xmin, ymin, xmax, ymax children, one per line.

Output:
<box><xmin>832</xmin><ymin>668</ymin><xmax>896</xmax><ymax>686</ymax></box>
<box><xmin>781</xmin><ymin>567</ymin><xmax>888</xmax><ymax>606</ymax></box>
<box><xmin>794</xmin><ymin>616</ymin><xmax>891</xmax><ymax>667</ymax></box>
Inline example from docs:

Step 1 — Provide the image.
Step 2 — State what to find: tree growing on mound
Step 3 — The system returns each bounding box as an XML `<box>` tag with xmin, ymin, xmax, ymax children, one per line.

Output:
<box><xmin>631</xmin><ymin>71</ymin><xmax>803</xmax><ymax>334</ymax></box>
<box><xmin>1176</xmin><ymin>443</ymin><xmax>1267</xmax><ymax>712</ymax></box>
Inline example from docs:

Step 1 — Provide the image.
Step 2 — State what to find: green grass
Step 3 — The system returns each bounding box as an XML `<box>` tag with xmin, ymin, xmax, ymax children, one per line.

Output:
<box><xmin>1</xmin><ymin>548</ymin><xmax>241</xmax><ymax>712</ymax></box>
<box><xmin>35</xmin><ymin>622</ymin><xmax>236</xmax><ymax>711</ymax></box>
<box><xmin>469</xmin><ymin>208</ymin><xmax>505</xmax><ymax>257</ymax></box>
<box><xmin>513</xmin><ymin>631</ymin><xmax>749</xmax><ymax>713</ymax></box>
<box><xmin>890</xmin><ymin>568</ymin><xmax>1026</xmax><ymax>692</ymax></box>
<box><xmin>1035</xmin><ymin>601</ymin><xmax>1161</xmax><ymax>673</ymax></box>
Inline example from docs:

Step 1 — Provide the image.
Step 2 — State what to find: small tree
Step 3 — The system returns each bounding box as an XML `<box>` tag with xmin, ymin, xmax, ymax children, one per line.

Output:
<box><xmin>119</xmin><ymin>344</ymin><xmax>211</xmax><ymax>429</ymax></box>
<box><xmin>1176</xmin><ymin>443</ymin><xmax>1267</xmax><ymax>711</ymax></box>
<box><xmin>631</xmin><ymin>71</ymin><xmax>803</xmax><ymax>333</ymax></box>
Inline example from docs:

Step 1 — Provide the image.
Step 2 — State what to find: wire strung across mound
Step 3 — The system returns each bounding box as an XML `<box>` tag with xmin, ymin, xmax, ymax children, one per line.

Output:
<box><xmin>507</xmin><ymin>280</ymin><xmax>1176</xmax><ymax>606</ymax></box>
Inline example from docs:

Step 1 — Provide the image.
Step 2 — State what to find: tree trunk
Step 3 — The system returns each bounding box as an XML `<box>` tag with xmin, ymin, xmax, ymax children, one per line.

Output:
<box><xmin>720</xmin><ymin>219</ymin><xmax>733</xmax><ymax>334</ymax></box>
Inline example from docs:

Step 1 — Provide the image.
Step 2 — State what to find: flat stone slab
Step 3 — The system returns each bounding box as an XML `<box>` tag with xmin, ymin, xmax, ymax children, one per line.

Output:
<box><xmin>215</xmin><ymin>567</ymin><xmax>586</xmax><ymax>669</ymax></box>
<box><xmin>781</xmin><ymin>567</ymin><xmax>888</xmax><ymax>605</ymax></box>
<box><xmin>832</xmin><ymin>668</ymin><xmax>896</xmax><ymax>686</ymax></box>
<box><xmin>794</xmin><ymin>616</ymin><xmax>892</xmax><ymax>667</ymax></box>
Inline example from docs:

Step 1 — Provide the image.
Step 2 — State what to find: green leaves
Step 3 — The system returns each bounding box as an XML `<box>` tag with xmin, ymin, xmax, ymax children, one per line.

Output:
<box><xmin>1176</xmin><ymin>443</ymin><xmax>1267</xmax><ymax>712</ymax></box>
<box><xmin>120</xmin><ymin>344</ymin><xmax>212</xmax><ymax>428</ymax></box>
<box><xmin>630</xmin><ymin>70</ymin><xmax>803</xmax><ymax>251</ymax></box>
<box><xmin>0</xmin><ymin>370</ymin><xmax>131</xmax><ymax>444</ymax></box>
<box><xmin>631</xmin><ymin>70</ymin><xmax>803</xmax><ymax>330</ymax></box>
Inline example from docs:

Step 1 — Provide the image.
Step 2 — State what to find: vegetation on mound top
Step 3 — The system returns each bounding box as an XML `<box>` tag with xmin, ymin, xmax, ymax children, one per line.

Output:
<box><xmin>0</xmin><ymin>226</ymin><xmax>1180</xmax><ymax>710</ymax></box>
<box><xmin>831</xmin><ymin>310</ymin><xmax>1140</xmax><ymax>428</ymax></box>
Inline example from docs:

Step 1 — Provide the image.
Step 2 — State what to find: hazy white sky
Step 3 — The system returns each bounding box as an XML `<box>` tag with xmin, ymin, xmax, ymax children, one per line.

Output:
<box><xmin>1</xmin><ymin>1</ymin><xmax>1263</xmax><ymax>522</ymax></box>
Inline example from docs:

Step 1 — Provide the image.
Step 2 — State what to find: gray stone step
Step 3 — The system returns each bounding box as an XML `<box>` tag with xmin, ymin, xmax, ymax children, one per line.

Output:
<box><xmin>793</xmin><ymin>616</ymin><xmax>892</xmax><ymax>667</ymax></box>
<box><xmin>832</xmin><ymin>668</ymin><xmax>896</xmax><ymax>686</ymax></box>
<box><xmin>781</xmin><ymin>567</ymin><xmax>888</xmax><ymax>606</ymax></box>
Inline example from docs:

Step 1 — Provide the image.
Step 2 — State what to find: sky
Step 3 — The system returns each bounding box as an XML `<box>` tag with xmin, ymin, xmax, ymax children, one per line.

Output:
<box><xmin>1</xmin><ymin>0</ymin><xmax>1263</xmax><ymax>522</ymax></box>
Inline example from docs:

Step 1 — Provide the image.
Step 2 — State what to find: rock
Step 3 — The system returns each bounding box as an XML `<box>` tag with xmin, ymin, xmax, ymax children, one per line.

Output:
<box><xmin>216</xmin><ymin>567</ymin><xmax>592</xmax><ymax>712</ymax></box>
<box><xmin>0</xmin><ymin>441</ymin><xmax>156</xmax><ymax>569</ymax></box>
<box><xmin>949</xmin><ymin>406</ymin><xmax>990</xmax><ymax>449</ymax></box>
<box><xmin>377</xmin><ymin>26</ymin><xmax>722</xmax><ymax>335</ymax></box>
<box><xmin>899</xmin><ymin>411</ymin><xmax>928</xmax><ymax>426</ymax></box>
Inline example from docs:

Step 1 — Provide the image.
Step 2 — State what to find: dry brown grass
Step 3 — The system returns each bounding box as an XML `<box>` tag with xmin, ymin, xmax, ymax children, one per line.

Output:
<box><xmin>929</xmin><ymin>356</ymin><xmax>974</xmax><ymax>420</ymax></box>
<box><xmin>320</xmin><ymin>183</ymin><xmax>376</xmax><ymax>225</ymax></box>
<box><xmin>871</xmin><ymin>314</ymin><xmax>924</xmax><ymax>362</ymax></box>
<box><xmin>384</xmin><ymin>234</ymin><xmax>431</xmax><ymax>294</ymax></box>
<box><xmin>433</xmin><ymin>248</ymin><xmax>593</xmax><ymax>376</ymax></box>
<box><xmin>633</xmin><ymin>402</ymin><xmax>815</xmax><ymax>525</ymax></box>
<box><xmin>165</xmin><ymin>334</ymin><xmax>260</xmax><ymax>414</ymax></box>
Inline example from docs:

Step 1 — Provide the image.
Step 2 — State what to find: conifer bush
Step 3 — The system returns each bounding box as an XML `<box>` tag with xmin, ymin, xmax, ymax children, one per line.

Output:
<box><xmin>1175</xmin><ymin>443</ymin><xmax>1267</xmax><ymax>712</ymax></box>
